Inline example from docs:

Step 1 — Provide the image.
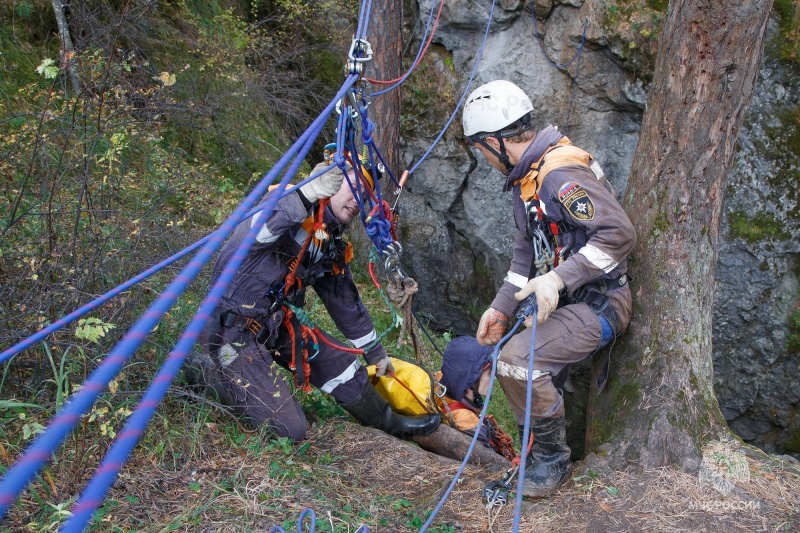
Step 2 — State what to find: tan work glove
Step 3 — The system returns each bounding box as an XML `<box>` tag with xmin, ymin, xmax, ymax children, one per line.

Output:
<box><xmin>514</xmin><ymin>270</ymin><xmax>565</xmax><ymax>326</ymax></box>
<box><xmin>299</xmin><ymin>163</ymin><xmax>345</xmax><ymax>204</ymax></box>
<box><xmin>373</xmin><ymin>356</ymin><xmax>396</xmax><ymax>378</ymax></box>
<box><xmin>476</xmin><ymin>307</ymin><xmax>509</xmax><ymax>346</ymax></box>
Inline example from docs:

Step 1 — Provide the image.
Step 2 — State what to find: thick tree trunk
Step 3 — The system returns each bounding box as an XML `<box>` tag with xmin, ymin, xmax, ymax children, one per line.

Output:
<box><xmin>586</xmin><ymin>0</ymin><xmax>773</xmax><ymax>471</ymax></box>
<box><xmin>51</xmin><ymin>0</ymin><xmax>82</xmax><ymax>95</ymax></box>
<box><xmin>368</xmin><ymin>0</ymin><xmax>402</xmax><ymax>181</ymax></box>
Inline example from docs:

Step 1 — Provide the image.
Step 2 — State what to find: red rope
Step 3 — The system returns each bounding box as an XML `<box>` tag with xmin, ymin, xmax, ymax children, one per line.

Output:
<box><xmin>313</xmin><ymin>327</ymin><xmax>365</xmax><ymax>354</ymax></box>
<box><xmin>384</xmin><ymin>370</ymin><xmax>434</xmax><ymax>415</ymax></box>
<box><xmin>368</xmin><ymin>262</ymin><xmax>381</xmax><ymax>289</ymax></box>
<box><xmin>365</xmin><ymin>0</ymin><xmax>446</xmax><ymax>85</ymax></box>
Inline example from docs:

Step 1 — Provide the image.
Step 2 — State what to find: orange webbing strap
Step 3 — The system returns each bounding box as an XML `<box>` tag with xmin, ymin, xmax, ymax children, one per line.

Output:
<box><xmin>518</xmin><ymin>137</ymin><xmax>592</xmax><ymax>202</ymax></box>
<box><xmin>284</xmin><ymin>198</ymin><xmax>330</xmax><ymax>297</ymax></box>
<box><xmin>280</xmin><ymin>308</ymin><xmax>317</xmax><ymax>393</ymax></box>
<box><xmin>511</xmin><ymin>429</ymin><xmax>536</xmax><ymax>468</ymax></box>
<box><xmin>298</xmin><ymin>325</ymin><xmax>316</xmax><ymax>393</ymax></box>
<box><xmin>282</xmin><ymin>308</ymin><xmax>298</xmax><ymax>373</ymax></box>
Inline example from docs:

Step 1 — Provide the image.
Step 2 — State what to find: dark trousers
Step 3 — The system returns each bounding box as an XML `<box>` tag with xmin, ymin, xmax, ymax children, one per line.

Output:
<box><xmin>205</xmin><ymin>311</ymin><xmax>368</xmax><ymax>441</ymax></box>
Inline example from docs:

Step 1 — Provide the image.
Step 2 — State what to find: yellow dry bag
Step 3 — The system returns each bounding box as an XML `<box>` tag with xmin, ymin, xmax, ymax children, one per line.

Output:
<box><xmin>367</xmin><ymin>357</ymin><xmax>436</xmax><ymax>416</ymax></box>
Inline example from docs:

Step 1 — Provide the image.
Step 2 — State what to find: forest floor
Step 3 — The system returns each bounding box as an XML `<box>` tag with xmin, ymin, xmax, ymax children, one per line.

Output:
<box><xmin>8</xmin><ymin>412</ymin><xmax>797</xmax><ymax>532</ymax></box>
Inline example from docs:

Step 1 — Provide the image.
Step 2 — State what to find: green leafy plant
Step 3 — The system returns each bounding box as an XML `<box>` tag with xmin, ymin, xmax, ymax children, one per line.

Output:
<box><xmin>788</xmin><ymin>305</ymin><xmax>800</xmax><ymax>354</ymax></box>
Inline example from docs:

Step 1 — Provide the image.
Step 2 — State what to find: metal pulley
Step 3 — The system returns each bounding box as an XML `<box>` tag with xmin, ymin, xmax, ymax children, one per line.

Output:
<box><xmin>382</xmin><ymin>241</ymin><xmax>407</xmax><ymax>283</ymax></box>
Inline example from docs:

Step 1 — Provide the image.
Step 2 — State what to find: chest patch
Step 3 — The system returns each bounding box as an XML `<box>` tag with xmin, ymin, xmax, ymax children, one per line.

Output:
<box><xmin>559</xmin><ymin>182</ymin><xmax>595</xmax><ymax>221</ymax></box>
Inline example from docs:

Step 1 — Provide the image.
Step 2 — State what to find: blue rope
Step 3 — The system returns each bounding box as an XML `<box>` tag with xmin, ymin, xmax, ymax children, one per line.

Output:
<box><xmin>419</xmin><ymin>317</ymin><xmax>524</xmax><ymax>533</ymax></box>
<box><xmin>370</xmin><ymin>141</ymin><xmax>399</xmax><ymax>187</ymax></box>
<box><xmin>0</xmin><ymin>166</ymin><xmax>334</xmax><ymax>366</ymax></box>
<box><xmin>512</xmin><ymin>304</ymin><xmax>538</xmax><ymax>532</ymax></box>
<box><xmin>408</xmin><ymin>0</ymin><xmax>498</xmax><ymax>175</ymax></box>
<box><xmin>268</xmin><ymin>508</ymin><xmax>370</xmax><ymax>533</ymax></box>
<box><xmin>355</xmin><ymin>0</ymin><xmax>370</xmax><ymax>40</ymax></box>
<box><xmin>269</xmin><ymin>508</ymin><xmax>316</xmax><ymax>533</ymax></box>
<box><xmin>61</xmin><ymin>118</ymin><xmax>330</xmax><ymax>533</ymax></box>
<box><xmin>0</xmin><ymin>75</ymin><xmax>359</xmax><ymax>523</ymax></box>
<box><xmin>371</xmin><ymin>0</ymin><xmax>441</xmax><ymax>97</ymax></box>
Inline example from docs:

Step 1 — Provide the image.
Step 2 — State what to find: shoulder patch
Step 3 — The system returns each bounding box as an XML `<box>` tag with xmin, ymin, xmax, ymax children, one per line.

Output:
<box><xmin>559</xmin><ymin>183</ymin><xmax>595</xmax><ymax>221</ymax></box>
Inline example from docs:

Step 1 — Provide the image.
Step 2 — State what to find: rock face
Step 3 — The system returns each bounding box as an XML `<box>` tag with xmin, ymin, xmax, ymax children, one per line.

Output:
<box><xmin>394</xmin><ymin>1</ymin><xmax>799</xmax><ymax>455</ymax></box>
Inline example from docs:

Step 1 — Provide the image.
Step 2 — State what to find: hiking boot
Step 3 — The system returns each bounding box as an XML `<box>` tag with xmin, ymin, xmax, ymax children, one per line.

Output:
<box><xmin>340</xmin><ymin>384</ymin><xmax>440</xmax><ymax>439</ymax></box>
<box><xmin>522</xmin><ymin>416</ymin><xmax>572</xmax><ymax>498</ymax></box>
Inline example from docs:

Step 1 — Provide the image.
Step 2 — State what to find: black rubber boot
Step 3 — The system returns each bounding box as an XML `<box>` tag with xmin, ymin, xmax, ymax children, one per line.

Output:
<box><xmin>340</xmin><ymin>384</ymin><xmax>440</xmax><ymax>439</ymax></box>
<box><xmin>522</xmin><ymin>416</ymin><xmax>572</xmax><ymax>498</ymax></box>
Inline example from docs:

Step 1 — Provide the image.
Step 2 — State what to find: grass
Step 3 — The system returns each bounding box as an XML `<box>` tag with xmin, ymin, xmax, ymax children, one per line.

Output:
<box><xmin>0</xmin><ymin>1</ymin><xmax>521</xmax><ymax>528</ymax></box>
<box><xmin>0</xmin><ymin>251</ymin><xmax>523</xmax><ymax>531</ymax></box>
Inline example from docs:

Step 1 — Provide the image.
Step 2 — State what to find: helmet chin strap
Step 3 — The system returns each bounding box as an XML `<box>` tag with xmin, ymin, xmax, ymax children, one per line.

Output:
<box><xmin>476</xmin><ymin>138</ymin><xmax>515</xmax><ymax>174</ymax></box>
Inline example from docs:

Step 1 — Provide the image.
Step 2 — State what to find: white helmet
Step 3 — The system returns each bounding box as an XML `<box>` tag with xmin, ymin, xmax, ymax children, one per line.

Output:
<box><xmin>462</xmin><ymin>80</ymin><xmax>534</xmax><ymax>139</ymax></box>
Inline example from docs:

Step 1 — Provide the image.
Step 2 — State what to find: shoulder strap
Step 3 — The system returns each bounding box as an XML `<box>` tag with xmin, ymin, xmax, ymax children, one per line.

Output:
<box><xmin>519</xmin><ymin>137</ymin><xmax>594</xmax><ymax>202</ymax></box>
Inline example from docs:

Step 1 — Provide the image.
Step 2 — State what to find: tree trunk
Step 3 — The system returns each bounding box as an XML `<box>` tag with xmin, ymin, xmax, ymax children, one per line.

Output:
<box><xmin>51</xmin><ymin>0</ymin><xmax>82</xmax><ymax>95</ymax></box>
<box><xmin>586</xmin><ymin>0</ymin><xmax>773</xmax><ymax>471</ymax></box>
<box><xmin>412</xmin><ymin>424</ymin><xmax>511</xmax><ymax>469</ymax></box>
<box><xmin>368</xmin><ymin>0</ymin><xmax>402</xmax><ymax>182</ymax></box>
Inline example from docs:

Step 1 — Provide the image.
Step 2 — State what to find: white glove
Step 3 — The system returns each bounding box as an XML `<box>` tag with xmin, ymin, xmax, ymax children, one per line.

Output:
<box><xmin>299</xmin><ymin>163</ymin><xmax>345</xmax><ymax>204</ymax></box>
<box><xmin>514</xmin><ymin>270</ymin><xmax>565</xmax><ymax>326</ymax></box>
<box><xmin>374</xmin><ymin>356</ymin><xmax>396</xmax><ymax>378</ymax></box>
<box><xmin>476</xmin><ymin>307</ymin><xmax>509</xmax><ymax>346</ymax></box>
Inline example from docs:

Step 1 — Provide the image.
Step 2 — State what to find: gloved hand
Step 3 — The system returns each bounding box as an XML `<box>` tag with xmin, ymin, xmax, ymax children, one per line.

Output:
<box><xmin>374</xmin><ymin>356</ymin><xmax>396</xmax><ymax>378</ymax></box>
<box><xmin>299</xmin><ymin>163</ymin><xmax>345</xmax><ymax>204</ymax></box>
<box><xmin>514</xmin><ymin>270</ymin><xmax>565</xmax><ymax>326</ymax></box>
<box><xmin>476</xmin><ymin>307</ymin><xmax>509</xmax><ymax>346</ymax></box>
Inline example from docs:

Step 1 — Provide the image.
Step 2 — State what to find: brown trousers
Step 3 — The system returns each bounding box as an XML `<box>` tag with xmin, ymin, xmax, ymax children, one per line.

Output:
<box><xmin>497</xmin><ymin>302</ymin><xmax>603</xmax><ymax>423</ymax></box>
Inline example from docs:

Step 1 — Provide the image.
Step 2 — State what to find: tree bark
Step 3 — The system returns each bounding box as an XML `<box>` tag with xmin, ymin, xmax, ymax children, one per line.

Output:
<box><xmin>368</xmin><ymin>0</ymin><xmax>402</xmax><ymax>182</ymax></box>
<box><xmin>586</xmin><ymin>0</ymin><xmax>773</xmax><ymax>471</ymax></box>
<box><xmin>412</xmin><ymin>424</ymin><xmax>511</xmax><ymax>469</ymax></box>
<box><xmin>51</xmin><ymin>0</ymin><xmax>82</xmax><ymax>95</ymax></box>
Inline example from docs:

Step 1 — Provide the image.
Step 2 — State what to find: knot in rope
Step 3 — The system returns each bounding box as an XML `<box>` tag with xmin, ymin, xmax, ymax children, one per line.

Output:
<box><xmin>364</xmin><ymin>202</ymin><xmax>395</xmax><ymax>250</ymax></box>
<box><xmin>365</xmin><ymin>217</ymin><xmax>393</xmax><ymax>249</ymax></box>
<box><xmin>360</xmin><ymin>110</ymin><xmax>375</xmax><ymax>145</ymax></box>
<box><xmin>333</xmin><ymin>151</ymin><xmax>347</xmax><ymax>169</ymax></box>
<box><xmin>387</xmin><ymin>277</ymin><xmax>418</xmax><ymax>308</ymax></box>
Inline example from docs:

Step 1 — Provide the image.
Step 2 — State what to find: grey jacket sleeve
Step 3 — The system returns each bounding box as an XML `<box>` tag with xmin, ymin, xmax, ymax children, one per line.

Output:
<box><xmin>313</xmin><ymin>266</ymin><xmax>387</xmax><ymax>365</ymax></box>
<box><xmin>545</xmin><ymin>166</ymin><xmax>636</xmax><ymax>293</ymax></box>
<box><xmin>249</xmin><ymin>190</ymin><xmax>310</xmax><ymax>246</ymax></box>
<box><xmin>490</xmin><ymin>217</ymin><xmax>534</xmax><ymax>318</ymax></box>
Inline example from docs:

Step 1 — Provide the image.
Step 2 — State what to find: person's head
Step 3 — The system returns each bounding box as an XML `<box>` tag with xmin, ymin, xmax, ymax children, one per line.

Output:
<box><xmin>462</xmin><ymin>80</ymin><xmax>536</xmax><ymax>175</ymax></box>
<box><xmin>440</xmin><ymin>336</ymin><xmax>494</xmax><ymax>408</ymax></box>
<box><xmin>314</xmin><ymin>154</ymin><xmax>378</xmax><ymax>224</ymax></box>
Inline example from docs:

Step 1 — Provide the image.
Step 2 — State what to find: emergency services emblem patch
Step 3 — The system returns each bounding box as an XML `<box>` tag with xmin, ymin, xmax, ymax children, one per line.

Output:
<box><xmin>559</xmin><ymin>182</ymin><xmax>595</xmax><ymax>221</ymax></box>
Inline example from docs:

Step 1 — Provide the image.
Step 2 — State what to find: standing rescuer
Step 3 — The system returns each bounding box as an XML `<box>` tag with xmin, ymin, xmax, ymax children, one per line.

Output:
<box><xmin>463</xmin><ymin>80</ymin><xmax>636</xmax><ymax>497</ymax></box>
<box><xmin>201</xmin><ymin>156</ymin><xmax>440</xmax><ymax>442</ymax></box>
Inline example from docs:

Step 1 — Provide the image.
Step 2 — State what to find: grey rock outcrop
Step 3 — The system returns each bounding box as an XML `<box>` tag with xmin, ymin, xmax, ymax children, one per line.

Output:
<box><xmin>394</xmin><ymin>1</ymin><xmax>799</xmax><ymax>455</ymax></box>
